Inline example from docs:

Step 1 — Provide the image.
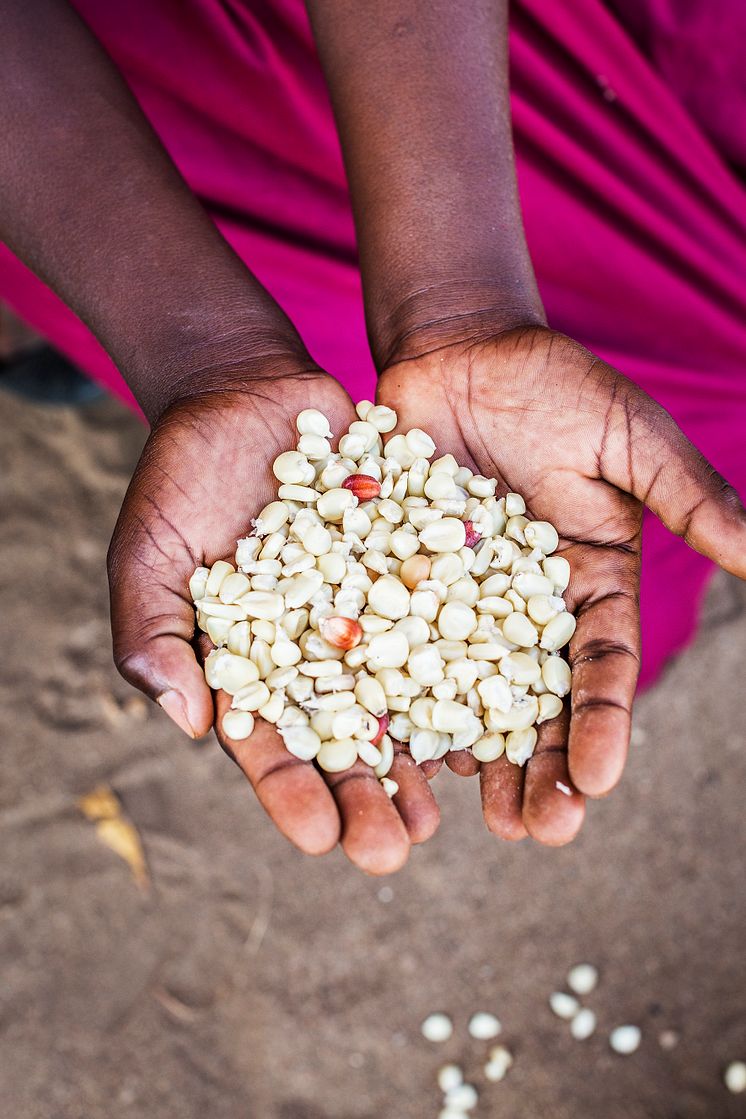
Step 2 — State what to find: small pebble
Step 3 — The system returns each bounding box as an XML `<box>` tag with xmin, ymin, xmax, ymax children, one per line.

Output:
<box><xmin>658</xmin><ymin>1029</ymin><xmax>679</xmax><ymax>1051</ymax></box>
<box><xmin>609</xmin><ymin>1025</ymin><xmax>641</xmax><ymax>1055</ymax></box>
<box><xmin>549</xmin><ymin>992</ymin><xmax>580</xmax><ymax>1020</ymax></box>
<box><xmin>484</xmin><ymin>1045</ymin><xmax>513</xmax><ymax>1082</ymax></box>
<box><xmin>570</xmin><ymin>1008</ymin><xmax>597</xmax><ymax>1040</ymax></box>
<box><xmin>567</xmin><ymin>963</ymin><xmax>599</xmax><ymax>996</ymax></box>
<box><xmin>421</xmin><ymin>1013</ymin><xmax>453</xmax><ymax>1043</ymax></box>
<box><xmin>445</xmin><ymin>1083</ymin><xmax>478</xmax><ymax>1111</ymax></box>
<box><xmin>724</xmin><ymin>1061</ymin><xmax>746</xmax><ymax>1094</ymax></box>
<box><xmin>467</xmin><ymin>1012</ymin><xmax>501</xmax><ymax>1040</ymax></box>
<box><xmin>437</xmin><ymin>1065</ymin><xmax>463</xmax><ymax>1093</ymax></box>
<box><xmin>377</xmin><ymin>886</ymin><xmax>394</xmax><ymax>904</ymax></box>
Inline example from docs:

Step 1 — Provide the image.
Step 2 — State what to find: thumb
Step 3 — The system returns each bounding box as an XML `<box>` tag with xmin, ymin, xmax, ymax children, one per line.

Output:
<box><xmin>604</xmin><ymin>383</ymin><xmax>746</xmax><ymax>579</ymax></box>
<box><xmin>107</xmin><ymin>522</ymin><xmax>214</xmax><ymax>740</ymax></box>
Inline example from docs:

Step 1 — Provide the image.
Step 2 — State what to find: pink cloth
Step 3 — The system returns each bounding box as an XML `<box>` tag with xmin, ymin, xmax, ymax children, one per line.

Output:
<box><xmin>2</xmin><ymin>0</ymin><xmax>745</xmax><ymax>687</ymax></box>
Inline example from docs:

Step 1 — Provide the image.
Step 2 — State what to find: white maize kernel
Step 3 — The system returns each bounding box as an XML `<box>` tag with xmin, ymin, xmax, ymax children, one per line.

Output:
<box><xmin>394</xmin><ymin>615</ymin><xmax>430</xmax><ymax>647</ymax></box>
<box><xmin>437</xmin><ymin>601</ymin><xmax>478</xmax><ymax>640</ymax></box>
<box><xmin>231</xmin><ymin>680</ymin><xmax>271</xmax><ymax>711</ymax></box>
<box><xmin>410</xmin><ymin>727</ymin><xmax>440</xmax><ymax>762</ymax></box>
<box><xmin>258</xmin><ymin>692</ymin><xmax>284</xmax><ymax>723</ymax></box>
<box><xmin>524</xmin><ymin>520</ymin><xmax>560</xmax><ymax>554</ymax></box>
<box><xmin>537</xmin><ymin>693</ymin><xmax>563</xmax><ymax>723</ymax></box>
<box><xmin>279</xmin><ymin>724</ymin><xmax>321</xmax><ymax>761</ymax></box>
<box><xmin>549</xmin><ymin>992</ymin><xmax>580</xmax><ymax>1020</ymax></box>
<box><xmin>189</xmin><ymin>566</ymin><xmax>209</xmax><ymax>600</ymax></box>
<box><xmin>407</xmin><ymin>645</ymin><xmax>445</xmax><ymax>687</ymax></box>
<box><xmin>366</xmin><ymin>630</ymin><xmax>410</xmax><ymax>670</ymax></box>
<box><xmin>354</xmin><ymin>675</ymin><xmax>387</xmax><ymax>717</ymax></box>
<box><xmin>472</xmin><ymin>732</ymin><xmax>506</xmax><ymax>763</ymax></box>
<box><xmin>367</xmin><ymin>574</ymin><xmax>410</xmax><ymax>620</ymax></box>
<box><xmin>206</xmin><ymin>560</ymin><xmax>235</xmax><ymax>597</ymax></box>
<box><xmin>205</xmin><ymin>616</ymin><xmax>233</xmax><ymax>646</ymax></box>
<box><xmin>254</xmin><ymin>500</ymin><xmax>290</xmax><ymax>535</ymax></box>
<box><xmin>221</xmin><ymin>709</ymin><xmax>256</xmax><ymax>740</ymax></box>
<box><xmin>374</xmin><ymin>734</ymin><xmax>395</xmax><ymax>778</ymax></box>
<box><xmin>317</xmin><ymin>487</ymin><xmax>356</xmax><ymax>522</ymax></box>
<box><xmin>571</xmin><ymin>1009</ymin><xmax>597</xmax><ymax>1041</ymax></box>
<box><xmin>437</xmin><ymin>1065</ymin><xmax>463</xmax><ymax>1093</ymax></box>
<box><xmin>499</xmin><ymin>652</ymin><xmax>542</xmax><ymax>686</ymax></box>
<box><xmin>468</xmin><ymin>1012</ymin><xmax>501</xmax><ymax>1040</ymax></box>
<box><xmin>445</xmin><ymin>1084</ymin><xmax>478</xmax><ymax>1111</ymax></box>
<box><xmin>296</xmin><ymin>408</ymin><xmax>332</xmax><ymax>437</ymax></box>
<box><xmin>540</xmin><ymin>611</ymin><xmax>577</xmax><ymax>651</ymax></box>
<box><xmin>317</xmin><ymin>738</ymin><xmax>359</xmax><ymax>772</ymax></box>
<box><xmin>502</xmin><ymin>612</ymin><xmax>539</xmax><ymax>648</ymax></box>
<box><xmin>419</xmin><ymin>517</ymin><xmax>467</xmax><ymax>553</ymax></box>
<box><xmin>567</xmin><ymin>963</ymin><xmax>599</xmax><ymax>995</ymax></box>
<box><xmin>609</xmin><ymin>1026</ymin><xmax>642</xmax><ymax>1055</ymax></box>
<box><xmin>366</xmin><ymin>404</ymin><xmax>397</xmax><ymax>432</ymax></box>
<box><xmin>410</xmin><ymin>696</ymin><xmax>437</xmax><ymax>729</ymax></box>
<box><xmin>542</xmin><ymin>555</ymin><xmax>571</xmax><ymax>591</ymax></box>
<box><xmin>357</xmin><ymin>740</ymin><xmax>383</xmax><ymax>767</ymax></box>
<box><xmin>236</xmin><ymin>537</ymin><xmax>262</xmax><ymax>568</ymax></box>
<box><xmin>272</xmin><ymin>450</ymin><xmax>313</xmax><ymax>485</ymax></box>
<box><xmin>724</xmin><ymin>1062</ymin><xmax>746</xmax><ymax>1094</ymax></box>
<box><xmin>505</xmin><ymin>726</ymin><xmax>537</xmax><ymax>765</ymax></box>
<box><xmin>432</xmin><ymin>699</ymin><xmax>472</xmax><ymax>733</ymax></box>
<box><xmin>505</xmin><ymin>492</ymin><xmax>526</xmax><ymax>516</ymax></box>
<box><xmin>484</xmin><ymin>1046</ymin><xmax>513</xmax><ymax>1082</ymax></box>
<box><xmin>240</xmin><ymin>591</ymin><xmax>285</xmax><ymax>620</ymax></box>
<box><xmin>542</xmin><ymin>655</ymin><xmax>572</xmax><ymax>697</ymax></box>
<box><xmin>486</xmin><ymin>696</ymin><xmax>539</xmax><ymax>732</ymax></box>
<box><xmin>207</xmin><ymin>651</ymin><xmax>259</xmax><ymax>694</ymax></box>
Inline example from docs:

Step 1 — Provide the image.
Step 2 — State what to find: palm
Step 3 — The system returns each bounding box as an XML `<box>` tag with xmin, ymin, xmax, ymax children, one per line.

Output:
<box><xmin>109</xmin><ymin>370</ymin><xmax>439</xmax><ymax>874</ymax></box>
<box><xmin>378</xmin><ymin>327</ymin><xmax>653</xmax><ymax>844</ymax></box>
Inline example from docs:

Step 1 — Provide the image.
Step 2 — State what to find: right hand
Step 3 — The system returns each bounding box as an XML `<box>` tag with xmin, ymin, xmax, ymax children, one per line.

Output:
<box><xmin>108</xmin><ymin>363</ymin><xmax>440</xmax><ymax>875</ymax></box>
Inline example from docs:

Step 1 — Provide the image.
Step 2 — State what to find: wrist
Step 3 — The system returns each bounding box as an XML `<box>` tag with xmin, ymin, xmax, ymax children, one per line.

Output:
<box><xmin>368</xmin><ymin>275</ymin><xmax>546</xmax><ymax>369</ymax></box>
<box><xmin>117</xmin><ymin>295</ymin><xmax>315</xmax><ymax>425</ymax></box>
<box><xmin>130</xmin><ymin>326</ymin><xmax>317</xmax><ymax>426</ymax></box>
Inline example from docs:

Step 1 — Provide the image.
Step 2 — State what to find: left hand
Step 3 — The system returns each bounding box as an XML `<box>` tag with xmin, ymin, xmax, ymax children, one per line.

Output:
<box><xmin>376</xmin><ymin>325</ymin><xmax>746</xmax><ymax>845</ymax></box>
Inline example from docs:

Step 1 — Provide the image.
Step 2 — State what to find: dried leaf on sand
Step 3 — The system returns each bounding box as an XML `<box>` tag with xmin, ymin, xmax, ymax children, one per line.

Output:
<box><xmin>78</xmin><ymin>784</ymin><xmax>150</xmax><ymax>893</ymax></box>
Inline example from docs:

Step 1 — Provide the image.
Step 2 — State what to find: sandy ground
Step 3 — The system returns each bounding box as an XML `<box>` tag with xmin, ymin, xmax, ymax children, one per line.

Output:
<box><xmin>1</xmin><ymin>390</ymin><xmax>744</xmax><ymax>1119</ymax></box>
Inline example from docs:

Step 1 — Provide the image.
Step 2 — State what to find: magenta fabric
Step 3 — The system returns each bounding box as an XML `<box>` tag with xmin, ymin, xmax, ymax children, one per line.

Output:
<box><xmin>1</xmin><ymin>0</ymin><xmax>745</xmax><ymax>688</ymax></box>
<box><xmin>606</xmin><ymin>0</ymin><xmax>746</xmax><ymax>175</ymax></box>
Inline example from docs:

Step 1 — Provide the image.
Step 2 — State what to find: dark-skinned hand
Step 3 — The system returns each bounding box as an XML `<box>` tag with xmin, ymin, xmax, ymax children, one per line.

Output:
<box><xmin>376</xmin><ymin>325</ymin><xmax>746</xmax><ymax>845</ymax></box>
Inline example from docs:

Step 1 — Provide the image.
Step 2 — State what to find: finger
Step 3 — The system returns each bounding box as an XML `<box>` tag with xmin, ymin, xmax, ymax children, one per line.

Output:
<box><xmin>108</xmin><ymin>526</ymin><xmax>214</xmax><ymax>739</ymax></box>
<box><xmin>522</xmin><ymin>704</ymin><xmax>585</xmax><ymax>846</ymax></box>
<box><xmin>479</xmin><ymin>753</ymin><xmax>527</xmax><ymax>842</ymax></box>
<box><xmin>445</xmin><ymin>749</ymin><xmax>481</xmax><ymax>777</ymax></box>
<box><xmin>324</xmin><ymin>761</ymin><xmax>411</xmax><ymax>875</ymax></box>
<box><xmin>567</xmin><ymin>581</ymin><xmax>641</xmax><ymax>798</ymax></box>
<box><xmin>215</xmin><ymin>689</ymin><xmax>341</xmax><ymax>856</ymax></box>
<box><xmin>605</xmin><ymin>383</ymin><xmax>746</xmax><ymax>578</ymax></box>
<box><xmin>388</xmin><ymin>745</ymin><xmax>441</xmax><ymax>844</ymax></box>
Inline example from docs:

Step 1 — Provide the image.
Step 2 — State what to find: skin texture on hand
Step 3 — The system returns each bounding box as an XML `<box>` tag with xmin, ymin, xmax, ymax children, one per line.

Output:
<box><xmin>376</xmin><ymin>326</ymin><xmax>746</xmax><ymax>846</ymax></box>
<box><xmin>108</xmin><ymin>369</ymin><xmax>440</xmax><ymax>875</ymax></box>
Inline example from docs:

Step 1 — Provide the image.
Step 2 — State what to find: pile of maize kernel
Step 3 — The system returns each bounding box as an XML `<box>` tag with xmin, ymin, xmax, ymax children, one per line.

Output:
<box><xmin>189</xmin><ymin>404</ymin><xmax>575</xmax><ymax>794</ymax></box>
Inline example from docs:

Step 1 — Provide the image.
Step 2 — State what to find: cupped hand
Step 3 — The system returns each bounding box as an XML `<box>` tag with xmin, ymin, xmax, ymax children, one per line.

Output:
<box><xmin>108</xmin><ymin>365</ymin><xmax>439</xmax><ymax>874</ymax></box>
<box><xmin>377</xmin><ymin>326</ymin><xmax>746</xmax><ymax>845</ymax></box>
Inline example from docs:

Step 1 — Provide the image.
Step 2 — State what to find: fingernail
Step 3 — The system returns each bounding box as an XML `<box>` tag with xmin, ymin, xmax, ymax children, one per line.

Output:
<box><xmin>157</xmin><ymin>690</ymin><xmax>197</xmax><ymax>738</ymax></box>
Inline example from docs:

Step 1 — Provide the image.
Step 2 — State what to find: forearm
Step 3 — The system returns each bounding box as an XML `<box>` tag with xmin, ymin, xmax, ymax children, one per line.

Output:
<box><xmin>306</xmin><ymin>0</ymin><xmax>545</xmax><ymax>366</ymax></box>
<box><xmin>0</xmin><ymin>0</ymin><xmax>307</xmax><ymax>421</ymax></box>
